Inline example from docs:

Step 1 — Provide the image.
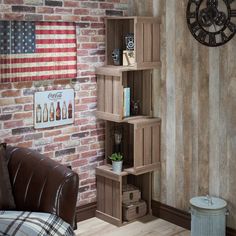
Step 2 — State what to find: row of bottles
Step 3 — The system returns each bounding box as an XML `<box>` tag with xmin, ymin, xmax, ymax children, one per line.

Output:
<box><xmin>36</xmin><ymin>101</ymin><xmax>73</xmax><ymax>123</ymax></box>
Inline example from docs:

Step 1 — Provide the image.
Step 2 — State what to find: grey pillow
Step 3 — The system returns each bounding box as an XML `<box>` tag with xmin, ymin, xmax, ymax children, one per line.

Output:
<box><xmin>0</xmin><ymin>143</ymin><xmax>16</xmax><ymax>209</ymax></box>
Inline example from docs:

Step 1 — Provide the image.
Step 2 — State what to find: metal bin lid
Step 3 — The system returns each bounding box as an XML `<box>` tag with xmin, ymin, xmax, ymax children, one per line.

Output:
<box><xmin>190</xmin><ymin>196</ymin><xmax>227</xmax><ymax>210</ymax></box>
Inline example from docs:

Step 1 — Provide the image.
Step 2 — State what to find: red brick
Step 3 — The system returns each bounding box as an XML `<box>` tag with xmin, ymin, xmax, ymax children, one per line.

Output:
<box><xmin>17</xmin><ymin>141</ymin><xmax>33</xmax><ymax>148</ymax></box>
<box><xmin>37</xmin><ymin>7</ymin><xmax>54</xmax><ymax>14</ymax></box>
<box><xmin>14</xmin><ymin>81</ymin><xmax>33</xmax><ymax>89</ymax></box>
<box><xmin>0</xmin><ymin>83</ymin><xmax>12</xmax><ymax>89</ymax></box>
<box><xmin>62</xmin><ymin>15</ymin><xmax>80</xmax><ymax>22</ymax></box>
<box><xmin>80</xmin><ymin>190</ymin><xmax>96</xmax><ymax>200</ymax></box>
<box><xmin>79</xmin><ymin>172</ymin><xmax>89</xmax><ymax>180</ymax></box>
<box><xmin>100</xmin><ymin>3</ymin><xmax>114</xmax><ymax>9</ymax></box>
<box><xmin>80</xmin><ymin>124</ymin><xmax>97</xmax><ymax>131</ymax></box>
<box><xmin>14</xmin><ymin>112</ymin><xmax>32</xmax><ymax>119</ymax></box>
<box><xmin>4</xmin><ymin>136</ymin><xmax>24</xmax><ymax>144</ymax></box>
<box><xmin>81</xmin><ymin>97</ymin><xmax>96</xmax><ymax>104</ymax></box>
<box><xmin>53</xmin><ymin>79</ymin><xmax>70</xmax><ymax>85</ymax></box>
<box><xmin>81</xmin><ymin>16</ymin><xmax>99</xmax><ymax>22</ymax></box>
<box><xmin>4</xmin><ymin>120</ymin><xmax>23</xmax><ymax>129</ymax></box>
<box><xmin>81</xmin><ymin>150</ymin><xmax>97</xmax><ymax>158</ymax></box>
<box><xmin>0</xmin><ymin>5</ymin><xmax>11</xmax><ymax>12</ymax></box>
<box><xmin>81</xmin><ymin>137</ymin><xmax>96</xmax><ymax>145</ymax></box>
<box><xmin>75</xmin><ymin>104</ymin><xmax>88</xmax><ymax>112</ymax></box>
<box><xmin>72</xmin><ymin>159</ymin><xmax>88</xmax><ymax>168</ymax></box>
<box><xmin>62</xmin><ymin>126</ymin><xmax>79</xmax><ymax>134</ymax></box>
<box><xmin>24</xmin><ymin>104</ymin><xmax>33</xmax><ymax>111</ymax></box>
<box><xmin>80</xmin><ymin>2</ymin><xmax>98</xmax><ymax>8</ymax></box>
<box><xmin>74</xmin><ymin>118</ymin><xmax>89</xmax><ymax>126</ymax></box>
<box><xmin>91</xmin><ymin>22</ymin><xmax>105</xmax><ymax>28</ymax></box>
<box><xmin>77</xmin><ymin>36</ymin><xmax>90</xmax><ymax>42</ymax></box>
<box><xmin>80</xmin><ymin>178</ymin><xmax>96</xmax><ymax>186</ymax></box>
<box><xmin>2</xmin><ymin>90</ymin><xmax>21</xmax><ymax>97</ymax></box>
<box><xmin>44</xmin><ymin>143</ymin><xmax>62</xmax><ymax>152</ymax></box>
<box><xmin>81</xmin><ymin>29</ymin><xmax>96</xmax><ymax>36</ymax></box>
<box><xmin>54</xmin><ymin>135</ymin><xmax>70</xmax><ymax>142</ymax></box>
<box><xmin>44</xmin><ymin>14</ymin><xmax>62</xmax><ymax>21</ymax></box>
<box><xmin>44</xmin><ymin>152</ymin><xmax>54</xmax><ymax>158</ymax></box>
<box><xmin>74</xmin><ymin>8</ymin><xmax>89</xmax><ymax>15</ymax></box>
<box><xmin>91</xmin><ymin>129</ymin><xmax>104</xmax><ymax>136</ymax></box>
<box><xmin>15</xmin><ymin>97</ymin><xmax>32</xmax><ymax>104</ymax></box>
<box><xmin>81</xmin><ymin>43</ymin><xmax>97</xmax><ymax>49</ymax></box>
<box><xmin>4</xmin><ymin>0</ymin><xmax>23</xmax><ymax>4</ymax></box>
<box><xmin>55</xmin><ymin>7</ymin><xmax>72</xmax><ymax>14</ymax></box>
<box><xmin>64</xmin><ymin>1</ymin><xmax>80</xmax><ymax>7</ymax></box>
<box><xmin>77</xmin><ymin>63</ymin><xmax>90</xmax><ymax>70</ymax></box>
<box><xmin>80</xmin><ymin>56</ymin><xmax>98</xmax><ymax>63</ymax></box>
<box><xmin>44</xmin><ymin>130</ymin><xmax>61</xmax><ymax>137</ymax></box>
<box><xmin>90</xmin><ymin>142</ymin><xmax>104</xmax><ymax>150</ymax></box>
<box><xmin>4</xmin><ymin>12</ymin><xmax>23</xmax><ymax>20</ymax></box>
<box><xmin>77</xmin><ymin>50</ymin><xmax>88</xmax><ymax>56</ymax></box>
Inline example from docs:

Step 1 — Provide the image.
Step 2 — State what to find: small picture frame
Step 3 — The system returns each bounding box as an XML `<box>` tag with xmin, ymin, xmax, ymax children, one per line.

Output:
<box><xmin>34</xmin><ymin>89</ymin><xmax>74</xmax><ymax>129</ymax></box>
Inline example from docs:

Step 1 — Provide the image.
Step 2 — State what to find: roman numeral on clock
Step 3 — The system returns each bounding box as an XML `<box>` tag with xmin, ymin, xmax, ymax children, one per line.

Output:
<box><xmin>231</xmin><ymin>10</ymin><xmax>236</xmax><ymax>17</ymax></box>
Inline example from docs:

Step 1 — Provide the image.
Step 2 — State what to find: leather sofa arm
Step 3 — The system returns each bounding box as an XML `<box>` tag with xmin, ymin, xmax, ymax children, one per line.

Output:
<box><xmin>6</xmin><ymin>146</ymin><xmax>79</xmax><ymax>227</ymax></box>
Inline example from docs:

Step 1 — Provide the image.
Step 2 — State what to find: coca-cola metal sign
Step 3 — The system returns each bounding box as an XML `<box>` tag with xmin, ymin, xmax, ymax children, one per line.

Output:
<box><xmin>34</xmin><ymin>89</ymin><xmax>74</xmax><ymax>129</ymax></box>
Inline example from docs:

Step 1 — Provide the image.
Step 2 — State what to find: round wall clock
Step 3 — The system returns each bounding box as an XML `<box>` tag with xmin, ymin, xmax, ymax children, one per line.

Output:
<box><xmin>186</xmin><ymin>0</ymin><xmax>236</xmax><ymax>47</ymax></box>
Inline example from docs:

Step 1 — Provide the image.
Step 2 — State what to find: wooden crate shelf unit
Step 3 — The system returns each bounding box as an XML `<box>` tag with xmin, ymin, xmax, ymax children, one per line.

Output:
<box><xmin>96</xmin><ymin>67</ymin><xmax>153</xmax><ymax>122</ymax></box>
<box><xmin>105</xmin><ymin>16</ymin><xmax>161</xmax><ymax>69</ymax></box>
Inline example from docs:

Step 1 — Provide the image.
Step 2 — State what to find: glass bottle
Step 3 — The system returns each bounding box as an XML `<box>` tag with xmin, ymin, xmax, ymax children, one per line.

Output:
<box><xmin>68</xmin><ymin>100</ymin><xmax>72</xmax><ymax>119</ymax></box>
<box><xmin>36</xmin><ymin>104</ymin><xmax>42</xmax><ymax>123</ymax></box>
<box><xmin>62</xmin><ymin>101</ymin><xmax>67</xmax><ymax>120</ymax></box>
<box><xmin>43</xmin><ymin>103</ymin><xmax>48</xmax><ymax>122</ymax></box>
<box><xmin>49</xmin><ymin>102</ymin><xmax>54</xmax><ymax>121</ymax></box>
<box><xmin>56</xmin><ymin>101</ymin><xmax>61</xmax><ymax>120</ymax></box>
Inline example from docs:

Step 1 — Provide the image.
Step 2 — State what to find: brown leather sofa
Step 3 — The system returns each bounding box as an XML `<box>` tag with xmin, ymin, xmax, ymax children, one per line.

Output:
<box><xmin>5</xmin><ymin>146</ymin><xmax>79</xmax><ymax>228</ymax></box>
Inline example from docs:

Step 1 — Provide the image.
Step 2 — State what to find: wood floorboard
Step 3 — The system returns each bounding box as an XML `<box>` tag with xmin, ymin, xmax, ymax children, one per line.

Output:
<box><xmin>74</xmin><ymin>216</ymin><xmax>190</xmax><ymax>236</ymax></box>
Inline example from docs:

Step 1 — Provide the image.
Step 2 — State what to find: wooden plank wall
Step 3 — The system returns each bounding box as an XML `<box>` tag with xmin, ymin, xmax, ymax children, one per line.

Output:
<box><xmin>129</xmin><ymin>0</ymin><xmax>236</xmax><ymax>229</ymax></box>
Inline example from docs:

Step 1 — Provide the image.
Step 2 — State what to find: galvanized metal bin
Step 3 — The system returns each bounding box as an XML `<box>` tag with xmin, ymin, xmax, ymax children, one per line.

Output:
<box><xmin>190</xmin><ymin>196</ymin><xmax>227</xmax><ymax>236</ymax></box>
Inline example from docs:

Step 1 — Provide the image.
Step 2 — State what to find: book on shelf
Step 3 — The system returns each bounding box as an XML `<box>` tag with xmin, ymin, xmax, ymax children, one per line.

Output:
<box><xmin>123</xmin><ymin>87</ymin><xmax>130</xmax><ymax>117</ymax></box>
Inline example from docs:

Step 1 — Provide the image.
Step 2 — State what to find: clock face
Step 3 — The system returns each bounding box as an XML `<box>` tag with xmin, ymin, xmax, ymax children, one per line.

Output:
<box><xmin>187</xmin><ymin>0</ymin><xmax>236</xmax><ymax>47</ymax></box>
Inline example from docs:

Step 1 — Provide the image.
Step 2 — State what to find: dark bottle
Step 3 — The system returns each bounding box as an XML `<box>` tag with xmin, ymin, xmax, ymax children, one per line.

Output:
<box><xmin>68</xmin><ymin>100</ymin><xmax>72</xmax><ymax>119</ymax></box>
<box><xmin>49</xmin><ymin>102</ymin><xmax>54</xmax><ymax>121</ymax></box>
<box><xmin>56</xmin><ymin>101</ymin><xmax>61</xmax><ymax>120</ymax></box>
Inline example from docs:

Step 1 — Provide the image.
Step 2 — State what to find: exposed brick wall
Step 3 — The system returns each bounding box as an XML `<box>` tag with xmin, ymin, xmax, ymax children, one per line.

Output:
<box><xmin>0</xmin><ymin>0</ymin><xmax>128</xmax><ymax>206</ymax></box>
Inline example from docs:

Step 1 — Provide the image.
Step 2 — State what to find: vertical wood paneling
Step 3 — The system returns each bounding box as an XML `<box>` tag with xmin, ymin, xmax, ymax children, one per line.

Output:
<box><xmin>152</xmin><ymin>124</ymin><xmax>160</xmax><ymax>163</ymax></box>
<box><xmin>97</xmin><ymin>176</ymin><xmax>105</xmax><ymax>212</ymax></box>
<box><xmin>143</xmin><ymin>23</ymin><xmax>152</xmax><ymax>62</ymax></box>
<box><xmin>134</xmin><ymin>128</ymin><xmax>144</xmax><ymax>167</ymax></box>
<box><xmin>97</xmin><ymin>75</ymin><xmax>105</xmax><ymax>112</ymax></box>
<box><xmin>131</xmin><ymin>0</ymin><xmax>236</xmax><ymax>229</ymax></box>
<box><xmin>104</xmin><ymin>76</ymin><xmax>113</xmax><ymax>113</ymax></box>
<box><xmin>143</xmin><ymin>126</ymin><xmax>152</xmax><ymax>165</ymax></box>
<box><xmin>104</xmin><ymin>178</ymin><xmax>113</xmax><ymax>216</ymax></box>
<box><xmin>112</xmin><ymin>77</ymin><xmax>120</xmax><ymax>115</ymax></box>
<box><xmin>112</xmin><ymin>181</ymin><xmax>120</xmax><ymax>219</ymax></box>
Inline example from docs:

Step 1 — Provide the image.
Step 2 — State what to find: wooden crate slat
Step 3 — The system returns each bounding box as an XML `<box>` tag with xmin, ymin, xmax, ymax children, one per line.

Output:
<box><xmin>97</xmin><ymin>75</ymin><xmax>105</xmax><ymax>112</ymax></box>
<box><xmin>143</xmin><ymin>126</ymin><xmax>152</xmax><ymax>165</ymax></box>
<box><xmin>142</xmin><ymin>70</ymin><xmax>152</xmax><ymax>116</ymax></box>
<box><xmin>143</xmin><ymin>23</ymin><xmax>152</xmax><ymax>62</ymax></box>
<box><xmin>135</xmin><ymin>22</ymin><xmax>144</xmax><ymax>64</ymax></box>
<box><xmin>104</xmin><ymin>178</ymin><xmax>113</xmax><ymax>216</ymax></box>
<box><xmin>106</xmin><ymin>19</ymin><xmax>116</xmax><ymax>65</ymax></box>
<box><xmin>152</xmin><ymin>23</ymin><xmax>160</xmax><ymax>62</ymax></box>
<box><xmin>105</xmin><ymin>76</ymin><xmax>113</xmax><ymax>113</ymax></box>
<box><xmin>112</xmin><ymin>180</ymin><xmax>121</xmax><ymax>219</ymax></box>
<box><xmin>113</xmin><ymin>76</ymin><xmax>121</xmax><ymax>115</ymax></box>
<box><xmin>152</xmin><ymin>124</ymin><xmax>160</xmax><ymax>163</ymax></box>
<box><xmin>96</xmin><ymin>175</ymin><xmax>105</xmax><ymax>213</ymax></box>
<box><xmin>134</xmin><ymin>127</ymin><xmax>144</xmax><ymax>167</ymax></box>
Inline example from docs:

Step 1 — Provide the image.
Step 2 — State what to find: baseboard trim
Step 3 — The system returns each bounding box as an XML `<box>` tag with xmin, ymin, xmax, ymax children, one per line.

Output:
<box><xmin>76</xmin><ymin>202</ymin><xmax>97</xmax><ymax>222</ymax></box>
<box><xmin>152</xmin><ymin>200</ymin><xmax>236</xmax><ymax>236</ymax></box>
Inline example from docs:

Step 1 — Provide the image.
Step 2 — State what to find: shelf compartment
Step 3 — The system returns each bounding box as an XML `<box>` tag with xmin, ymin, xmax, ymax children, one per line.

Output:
<box><xmin>105</xmin><ymin>16</ymin><xmax>160</xmax><ymax>69</ymax></box>
<box><xmin>105</xmin><ymin>117</ymin><xmax>161</xmax><ymax>175</ymax></box>
<box><xmin>96</xmin><ymin>67</ymin><xmax>153</xmax><ymax>122</ymax></box>
<box><xmin>96</xmin><ymin>166</ymin><xmax>152</xmax><ymax>226</ymax></box>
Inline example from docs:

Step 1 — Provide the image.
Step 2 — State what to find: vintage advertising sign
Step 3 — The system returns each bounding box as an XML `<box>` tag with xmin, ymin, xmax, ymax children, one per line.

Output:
<box><xmin>34</xmin><ymin>89</ymin><xmax>74</xmax><ymax>129</ymax></box>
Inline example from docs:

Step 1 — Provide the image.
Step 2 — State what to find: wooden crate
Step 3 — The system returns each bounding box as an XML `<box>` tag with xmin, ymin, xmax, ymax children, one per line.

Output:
<box><xmin>105</xmin><ymin>16</ymin><xmax>161</xmax><ymax>69</ymax></box>
<box><xmin>96</xmin><ymin>67</ymin><xmax>153</xmax><ymax>122</ymax></box>
<box><xmin>105</xmin><ymin>117</ymin><xmax>161</xmax><ymax>175</ymax></box>
<box><xmin>96</xmin><ymin>166</ymin><xmax>152</xmax><ymax>226</ymax></box>
<box><xmin>122</xmin><ymin>200</ymin><xmax>147</xmax><ymax>221</ymax></box>
<box><xmin>122</xmin><ymin>184</ymin><xmax>141</xmax><ymax>204</ymax></box>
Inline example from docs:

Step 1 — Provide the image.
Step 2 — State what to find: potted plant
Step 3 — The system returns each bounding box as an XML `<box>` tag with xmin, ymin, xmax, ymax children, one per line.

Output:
<box><xmin>109</xmin><ymin>152</ymin><xmax>123</xmax><ymax>173</ymax></box>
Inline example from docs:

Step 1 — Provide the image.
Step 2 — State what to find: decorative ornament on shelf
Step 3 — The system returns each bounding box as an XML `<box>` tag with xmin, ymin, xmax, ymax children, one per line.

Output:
<box><xmin>186</xmin><ymin>0</ymin><xmax>236</xmax><ymax>47</ymax></box>
<box><xmin>125</xmin><ymin>33</ymin><xmax>135</xmax><ymax>51</ymax></box>
<box><xmin>112</xmin><ymin>48</ymin><xmax>122</xmax><ymax>65</ymax></box>
<box><xmin>109</xmin><ymin>153</ymin><xmax>123</xmax><ymax>173</ymax></box>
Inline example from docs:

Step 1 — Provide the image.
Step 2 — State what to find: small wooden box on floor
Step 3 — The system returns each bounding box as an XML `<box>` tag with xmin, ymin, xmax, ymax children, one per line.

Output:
<box><xmin>123</xmin><ymin>200</ymin><xmax>147</xmax><ymax>221</ymax></box>
<box><xmin>96</xmin><ymin>165</ymin><xmax>152</xmax><ymax>226</ymax></box>
<box><xmin>122</xmin><ymin>184</ymin><xmax>141</xmax><ymax>204</ymax></box>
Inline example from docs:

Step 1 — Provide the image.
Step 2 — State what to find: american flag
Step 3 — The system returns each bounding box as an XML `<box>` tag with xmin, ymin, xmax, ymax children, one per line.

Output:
<box><xmin>0</xmin><ymin>21</ymin><xmax>77</xmax><ymax>83</ymax></box>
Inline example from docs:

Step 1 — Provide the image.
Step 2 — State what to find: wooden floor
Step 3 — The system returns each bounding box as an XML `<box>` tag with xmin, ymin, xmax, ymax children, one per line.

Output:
<box><xmin>75</xmin><ymin>216</ymin><xmax>190</xmax><ymax>236</ymax></box>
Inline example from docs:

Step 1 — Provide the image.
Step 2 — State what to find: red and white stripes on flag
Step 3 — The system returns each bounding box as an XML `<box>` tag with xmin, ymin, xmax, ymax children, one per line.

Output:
<box><xmin>0</xmin><ymin>21</ymin><xmax>77</xmax><ymax>83</ymax></box>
